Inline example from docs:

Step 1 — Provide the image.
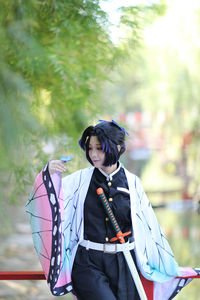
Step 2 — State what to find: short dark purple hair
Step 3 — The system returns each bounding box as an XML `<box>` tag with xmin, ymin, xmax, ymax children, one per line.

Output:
<box><xmin>79</xmin><ymin>121</ymin><xmax>126</xmax><ymax>166</ymax></box>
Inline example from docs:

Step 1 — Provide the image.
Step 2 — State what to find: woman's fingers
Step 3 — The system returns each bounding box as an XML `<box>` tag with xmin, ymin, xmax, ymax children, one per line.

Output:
<box><xmin>49</xmin><ymin>160</ymin><xmax>67</xmax><ymax>174</ymax></box>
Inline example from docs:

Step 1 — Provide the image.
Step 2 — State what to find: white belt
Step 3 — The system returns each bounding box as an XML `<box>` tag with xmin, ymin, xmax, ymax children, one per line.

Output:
<box><xmin>80</xmin><ymin>239</ymin><xmax>135</xmax><ymax>253</ymax></box>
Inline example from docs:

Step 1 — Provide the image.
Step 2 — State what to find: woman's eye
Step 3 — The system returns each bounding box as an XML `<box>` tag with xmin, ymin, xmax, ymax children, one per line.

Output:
<box><xmin>97</xmin><ymin>147</ymin><xmax>102</xmax><ymax>151</ymax></box>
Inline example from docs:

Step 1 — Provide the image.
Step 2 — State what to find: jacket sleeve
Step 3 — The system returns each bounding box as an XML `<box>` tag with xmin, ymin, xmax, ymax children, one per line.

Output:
<box><xmin>25</xmin><ymin>163</ymin><xmax>75</xmax><ymax>296</ymax></box>
<box><xmin>133</xmin><ymin>175</ymin><xmax>180</xmax><ymax>282</ymax></box>
<box><xmin>134</xmin><ymin>176</ymin><xmax>200</xmax><ymax>299</ymax></box>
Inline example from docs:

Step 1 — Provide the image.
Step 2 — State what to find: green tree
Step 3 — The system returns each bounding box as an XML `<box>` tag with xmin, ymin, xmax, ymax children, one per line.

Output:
<box><xmin>0</xmin><ymin>0</ymin><xmax>117</xmax><ymax>202</ymax></box>
<box><xmin>100</xmin><ymin>0</ymin><xmax>200</xmax><ymax>196</ymax></box>
<box><xmin>0</xmin><ymin>0</ymin><xmax>166</xmax><ymax>205</ymax></box>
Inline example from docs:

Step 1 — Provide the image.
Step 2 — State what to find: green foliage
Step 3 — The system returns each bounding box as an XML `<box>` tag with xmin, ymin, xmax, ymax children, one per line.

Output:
<box><xmin>0</xmin><ymin>0</ymin><xmax>166</xmax><ymax>204</ymax></box>
<box><xmin>0</xmin><ymin>0</ymin><xmax>118</xmax><ymax>202</ymax></box>
<box><xmin>100</xmin><ymin>1</ymin><xmax>168</xmax><ymax>113</ymax></box>
<box><xmin>1</xmin><ymin>0</ymin><xmax>115</xmax><ymax>139</ymax></box>
<box><xmin>119</xmin><ymin>1</ymin><xmax>167</xmax><ymax>47</ymax></box>
<box><xmin>100</xmin><ymin>0</ymin><xmax>200</xmax><ymax>201</ymax></box>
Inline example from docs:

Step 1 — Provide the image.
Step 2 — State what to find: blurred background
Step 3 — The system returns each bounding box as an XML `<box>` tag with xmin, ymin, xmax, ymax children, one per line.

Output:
<box><xmin>0</xmin><ymin>0</ymin><xmax>199</xmax><ymax>299</ymax></box>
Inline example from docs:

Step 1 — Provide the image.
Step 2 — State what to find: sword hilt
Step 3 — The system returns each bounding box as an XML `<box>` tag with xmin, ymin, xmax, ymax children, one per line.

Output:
<box><xmin>97</xmin><ymin>187</ymin><xmax>131</xmax><ymax>244</ymax></box>
<box><xmin>109</xmin><ymin>231</ymin><xmax>132</xmax><ymax>243</ymax></box>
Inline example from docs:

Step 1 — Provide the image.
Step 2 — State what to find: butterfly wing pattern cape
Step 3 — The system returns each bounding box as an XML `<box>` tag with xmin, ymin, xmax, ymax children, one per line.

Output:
<box><xmin>26</xmin><ymin>164</ymin><xmax>200</xmax><ymax>299</ymax></box>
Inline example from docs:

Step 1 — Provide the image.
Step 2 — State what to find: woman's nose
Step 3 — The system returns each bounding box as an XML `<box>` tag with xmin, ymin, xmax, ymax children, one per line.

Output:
<box><xmin>91</xmin><ymin>149</ymin><xmax>97</xmax><ymax>158</ymax></box>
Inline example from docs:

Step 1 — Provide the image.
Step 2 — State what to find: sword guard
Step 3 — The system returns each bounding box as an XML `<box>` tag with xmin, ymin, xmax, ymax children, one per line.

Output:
<box><xmin>110</xmin><ymin>231</ymin><xmax>132</xmax><ymax>243</ymax></box>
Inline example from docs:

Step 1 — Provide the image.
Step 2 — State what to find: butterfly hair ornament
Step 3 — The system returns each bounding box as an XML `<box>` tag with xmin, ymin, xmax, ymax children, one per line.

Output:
<box><xmin>99</xmin><ymin>119</ymin><xmax>129</xmax><ymax>136</ymax></box>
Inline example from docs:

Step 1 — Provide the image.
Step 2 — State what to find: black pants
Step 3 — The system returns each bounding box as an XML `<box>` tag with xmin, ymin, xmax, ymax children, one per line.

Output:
<box><xmin>72</xmin><ymin>245</ymin><xmax>140</xmax><ymax>300</ymax></box>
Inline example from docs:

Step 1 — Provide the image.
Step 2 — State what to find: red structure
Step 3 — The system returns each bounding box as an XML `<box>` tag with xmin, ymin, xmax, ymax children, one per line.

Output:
<box><xmin>0</xmin><ymin>271</ymin><xmax>199</xmax><ymax>300</ymax></box>
<box><xmin>0</xmin><ymin>271</ymin><xmax>45</xmax><ymax>280</ymax></box>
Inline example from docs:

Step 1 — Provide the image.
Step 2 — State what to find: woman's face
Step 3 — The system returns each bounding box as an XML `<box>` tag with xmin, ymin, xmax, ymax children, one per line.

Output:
<box><xmin>88</xmin><ymin>136</ymin><xmax>105</xmax><ymax>168</ymax></box>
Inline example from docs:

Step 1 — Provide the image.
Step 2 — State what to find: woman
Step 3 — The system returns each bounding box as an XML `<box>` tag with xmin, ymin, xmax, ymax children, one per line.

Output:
<box><xmin>26</xmin><ymin>120</ymin><xmax>199</xmax><ymax>299</ymax></box>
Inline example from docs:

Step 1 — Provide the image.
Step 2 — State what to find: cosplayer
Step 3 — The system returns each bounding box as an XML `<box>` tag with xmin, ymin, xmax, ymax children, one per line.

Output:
<box><xmin>26</xmin><ymin>120</ymin><xmax>199</xmax><ymax>300</ymax></box>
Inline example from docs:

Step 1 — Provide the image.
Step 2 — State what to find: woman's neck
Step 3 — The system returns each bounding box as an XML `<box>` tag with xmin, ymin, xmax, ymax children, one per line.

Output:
<box><xmin>100</xmin><ymin>163</ymin><xmax>118</xmax><ymax>175</ymax></box>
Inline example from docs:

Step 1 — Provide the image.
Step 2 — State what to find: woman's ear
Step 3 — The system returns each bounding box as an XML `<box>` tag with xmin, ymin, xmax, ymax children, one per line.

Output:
<box><xmin>117</xmin><ymin>145</ymin><xmax>121</xmax><ymax>152</ymax></box>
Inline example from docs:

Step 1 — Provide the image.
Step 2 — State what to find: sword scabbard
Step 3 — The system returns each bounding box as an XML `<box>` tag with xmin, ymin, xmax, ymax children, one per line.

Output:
<box><xmin>97</xmin><ymin>187</ymin><xmax>131</xmax><ymax>244</ymax></box>
<box><xmin>96</xmin><ymin>187</ymin><xmax>148</xmax><ymax>300</ymax></box>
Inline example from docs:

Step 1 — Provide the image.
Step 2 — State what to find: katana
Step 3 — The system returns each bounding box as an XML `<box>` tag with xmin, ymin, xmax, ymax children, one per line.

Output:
<box><xmin>97</xmin><ymin>187</ymin><xmax>148</xmax><ymax>300</ymax></box>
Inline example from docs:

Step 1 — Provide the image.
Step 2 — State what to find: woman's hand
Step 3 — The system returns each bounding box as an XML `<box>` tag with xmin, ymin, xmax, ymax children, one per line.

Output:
<box><xmin>48</xmin><ymin>159</ymin><xmax>67</xmax><ymax>175</ymax></box>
